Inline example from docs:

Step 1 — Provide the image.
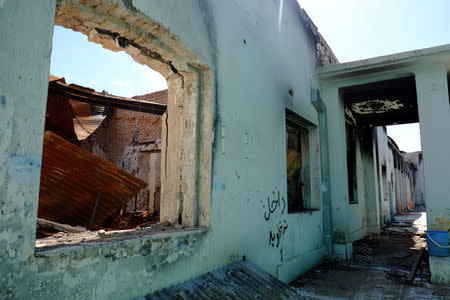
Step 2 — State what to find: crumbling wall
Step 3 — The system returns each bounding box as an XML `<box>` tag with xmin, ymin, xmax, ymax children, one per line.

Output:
<box><xmin>1</xmin><ymin>0</ymin><xmax>335</xmax><ymax>297</ymax></box>
<box><xmin>403</xmin><ymin>151</ymin><xmax>425</xmax><ymax>206</ymax></box>
<box><xmin>80</xmin><ymin>104</ymin><xmax>163</xmax><ymax>213</ymax></box>
<box><xmin>299</xmin><ymin>8</ymin><xmax>339</xmax><ymax>66</ymax></box>
<box><xmin>81</xmin><ymin>108</ymin><xmax>163</xmax><ymax>162</ymax></box>
<box><xmin>1</xmin><ymin>0</ymin><xmax>213</xmax><ymax>297</ymax></box>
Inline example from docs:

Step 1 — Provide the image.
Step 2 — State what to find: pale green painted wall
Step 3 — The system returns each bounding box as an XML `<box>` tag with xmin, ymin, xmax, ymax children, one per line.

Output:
<box><xmin>0</xmin><ymin>0</ymin><xmax>328</xmax><ymax>298</ymax></box>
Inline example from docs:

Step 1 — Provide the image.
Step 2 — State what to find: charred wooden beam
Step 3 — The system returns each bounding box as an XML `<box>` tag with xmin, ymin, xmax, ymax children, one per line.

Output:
<box><xmin>49</xmin><ymin>80</ymin><xmax>167</xmax><ymax>115</ymax></box>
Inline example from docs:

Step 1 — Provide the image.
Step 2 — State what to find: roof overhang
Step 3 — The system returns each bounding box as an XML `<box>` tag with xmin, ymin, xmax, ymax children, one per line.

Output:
<box><xmin>317</xmin><ymin>44</ymin><xmax>450</xmax><ymax>84</ymax></box>
<box><xmin>316</xmin><ymin>44</ymin><xmax>450</xmax><ymax>127</ymax></box>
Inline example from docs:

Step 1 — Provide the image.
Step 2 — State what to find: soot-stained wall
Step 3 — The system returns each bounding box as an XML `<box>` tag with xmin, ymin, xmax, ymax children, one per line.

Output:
<box><xmin>0</xmin><ymin>0</ymin><xmax>334</xmax><ymax>298</ymax></box>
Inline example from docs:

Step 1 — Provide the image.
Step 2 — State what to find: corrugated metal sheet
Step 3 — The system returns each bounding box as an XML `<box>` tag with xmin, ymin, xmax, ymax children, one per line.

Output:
<box><xmin>38</xmin><ymin>131</ymin><xmax>147</xmax><ymax>229</ymax></box>
<box><xmin>46</xmin><ymin>77</ymin><xmax>108</xmax><ymax>141</ymax></box>
<box><xmin>144</xmin><ymin>260</ymin><xmax>305</xmax><ymax>300</ymax></box>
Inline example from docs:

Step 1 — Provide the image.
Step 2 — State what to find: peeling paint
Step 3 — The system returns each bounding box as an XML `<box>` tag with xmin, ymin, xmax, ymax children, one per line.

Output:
<box><xmin>212</xmin><ymin>182</ymin><xmax>226</xmax><ymax>191</ymax></box>
<box><xmin>352</xmin><ymin>99</ymin><xmax>404</xmax><ymax>115</ymax></box>
<box><xmin>8</xmin><ymin>154</ymin><xmax>41</xmax><ymax>185</ymax></box>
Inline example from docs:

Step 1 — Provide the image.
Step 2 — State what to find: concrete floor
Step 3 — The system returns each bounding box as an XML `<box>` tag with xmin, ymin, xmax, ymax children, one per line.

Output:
<box><xmin>290</xmin><ymin>207</ymin><xmax>450</xmax><ymax>299</ymax></box>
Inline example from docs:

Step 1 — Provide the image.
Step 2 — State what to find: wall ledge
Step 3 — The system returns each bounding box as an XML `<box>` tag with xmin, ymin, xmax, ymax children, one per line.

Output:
<box><xmin>34</xmin><ymin>226</ymin><xmax>207</xmax><ymax>261</ymax></box>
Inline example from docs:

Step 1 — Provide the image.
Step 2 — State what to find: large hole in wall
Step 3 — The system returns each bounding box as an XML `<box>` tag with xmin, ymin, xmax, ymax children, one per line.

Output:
<box><xmin>37</xmin><ymin>25</ymin><xmax>167</xmax><ymax>243</ymax></box>
<box><xmin>35</xmin><ymin>1</ymin><xmax>212</xmax><ymax>249</ymax></box>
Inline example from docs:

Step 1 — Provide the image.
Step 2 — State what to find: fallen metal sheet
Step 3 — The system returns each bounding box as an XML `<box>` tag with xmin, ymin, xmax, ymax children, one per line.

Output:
<box><xmin>46</xmin><ymin>77</ymin><xmax>107</xmax><ymax>141</ymax></box>
<box><xmin>145</xmin><ymin>260</ymin><xmax>304</xmax><ymax>300</ymax></box>
<box><xmin>38</xmin><ymin>131</ymin><xmax>147</xmax><ymax>229</ymax></box>
<box><xmin>45</xmin><ymin>80</ymin><xmax>79</xmax><ymax>143</ymax></box>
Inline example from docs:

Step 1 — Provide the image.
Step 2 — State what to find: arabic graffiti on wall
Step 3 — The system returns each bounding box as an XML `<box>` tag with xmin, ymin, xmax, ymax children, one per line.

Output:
<box><xmin>263</xmin><ymin>189</ymin><xmax>286</xmax><ymax>221</ymax></box>
<box><xmin>269</xmin><ymin>219</ymin><xmax>288</xmax><ymax>247</ymax></box>
<box><xmin>262</xmin><ymin>188</ymin><xmax>288</xmax><ymax>259</ymax></box>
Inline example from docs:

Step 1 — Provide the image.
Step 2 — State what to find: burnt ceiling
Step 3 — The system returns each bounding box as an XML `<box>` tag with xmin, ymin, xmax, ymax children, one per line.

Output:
<box><xmin>341</xmin><ymin>76</ymin><xmax>418</xmax><ymax>127</ymax></box>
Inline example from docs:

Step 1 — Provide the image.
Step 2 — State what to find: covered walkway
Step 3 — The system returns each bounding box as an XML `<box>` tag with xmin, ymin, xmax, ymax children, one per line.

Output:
<box><xmin>317</xmin><ymin>44</ymin><xmax>450</xmax><ymax>284</ymax></box>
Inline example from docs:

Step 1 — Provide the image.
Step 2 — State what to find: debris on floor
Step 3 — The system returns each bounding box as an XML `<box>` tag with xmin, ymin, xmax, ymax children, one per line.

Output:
<box><xmin>36</xmin><ymin>218</ymin><xmax>86</xmax><ymax>239</ymax></box>
<box><xmin>290</xmin><ymin>206</ymin><xmax>450</xmax><ymax>299</ymax></box>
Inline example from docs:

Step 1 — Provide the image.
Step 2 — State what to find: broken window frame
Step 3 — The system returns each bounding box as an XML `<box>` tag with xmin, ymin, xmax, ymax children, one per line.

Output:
<box><xmin>34</xmin><ymin>0</ymin><xmax>213</xmax><ymax>248</ymax></box>
<box><xmin>285</xmin><ymin>109</ymin><xmax>313</xmax><ymax>213</ymax></box>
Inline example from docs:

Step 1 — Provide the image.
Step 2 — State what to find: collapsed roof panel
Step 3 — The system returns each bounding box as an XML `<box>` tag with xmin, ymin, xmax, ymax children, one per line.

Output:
<box><xmin>46</xmin><ymin>77</ymin><xmax>108</xmax><ymax>141</ymax></box>
<box><xmin>38</xmin><ymin>131</ymin><xmax>147</xmax><ymax>229</ymax></box>
<box><xmin>47</xmin><ymin>77</ymin><xmax>167</xmax><ymax>141</ymax></box>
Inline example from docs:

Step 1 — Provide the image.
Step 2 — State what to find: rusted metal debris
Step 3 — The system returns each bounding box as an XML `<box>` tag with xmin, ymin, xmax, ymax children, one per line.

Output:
<box><xmin>38</xmin><ymin>131</ymin><xmax>147</xmax><ymax>229</ymax></box>
<box><xmin>46</xmin><ymin>76</ymin><xmax>108</xmax><ymax>142</ymax></box>
<box><xmin>45</xmin><ymin>78</ymin><xmax>79</xmax><ymax>143</ymax></box>
<box><xmin>46</xmin><ymin>77</ymin><xmax>167</xmax><ymax>141</ymax></box>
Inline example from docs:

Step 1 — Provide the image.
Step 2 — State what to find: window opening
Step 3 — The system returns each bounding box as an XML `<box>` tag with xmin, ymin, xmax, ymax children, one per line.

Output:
<box><xmin>35</xmin><ymin>1</ymin><xmax>212</xmax><ymax>249</ymax></box>
<box><xmin>36</xmin><ymin>27</ymin><xmax>167</xmax><ymax>241</ymax></box>
<box><xmin>285</xmin><ymin>110</ymin><xmax>311</xmax><ymax>213</ymax></box>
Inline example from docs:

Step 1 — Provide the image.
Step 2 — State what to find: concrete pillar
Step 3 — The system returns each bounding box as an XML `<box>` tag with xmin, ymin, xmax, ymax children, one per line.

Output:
<box><xmin>415</xmin><ymin>65</ymin><xmax>450</xmax><ymax>230</ymax></box>
<box><xmin>322</xmin><ymin>86</ymin><xmax>352</xmax><ymax>258</ymax></box>
<box><xmin>361</xmin><ymin>128</ymin><xmax>380</xmax><ymax>233</ymax></box>
<box><xmin>0</xmin><ymin>0</ymin><xmax>56</xmax><ymax>260</ymax></box>
<box><xmin>415</xmin><ymin>64</ymin><xmax>450</xmax><ymax>284</ymax></box>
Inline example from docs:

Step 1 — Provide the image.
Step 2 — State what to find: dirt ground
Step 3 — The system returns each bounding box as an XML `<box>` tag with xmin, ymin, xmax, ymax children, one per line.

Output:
<box><xmin>290</xmin><ymin>206</ymin><xmax>450</xmax><ymax>299</ymax></box>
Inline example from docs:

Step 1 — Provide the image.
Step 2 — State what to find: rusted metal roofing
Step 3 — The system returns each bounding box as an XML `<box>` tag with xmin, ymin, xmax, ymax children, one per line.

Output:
<box><xmin>145</xmin><ymin>260</ymin><xmax>304</xmax><ymax>300</ymax></box>
<box><xmin>46</xmin><ymin>76</ymin><xmax>167</xmax><ymax>141</ymax></box>
<box><xmin>38</xmin><ymin>131</ymin><xmax>147</xmax><ymax>229</ymax></box>
<box><xmin>45</xmin><ymin>87</ymin><xmax>79</xmax><ymax>143</ymax></box>
<box><xmin>46</xmin><ymin>76</ymin><xmax>107</xmax><ymax>141</ymax></box>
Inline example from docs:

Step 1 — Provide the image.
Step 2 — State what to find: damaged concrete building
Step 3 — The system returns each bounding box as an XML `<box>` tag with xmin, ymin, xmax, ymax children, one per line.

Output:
<box><xmin>1</xmin><ymin>0</ymin><xmax>449</xmax><ymax>298</ymax></box>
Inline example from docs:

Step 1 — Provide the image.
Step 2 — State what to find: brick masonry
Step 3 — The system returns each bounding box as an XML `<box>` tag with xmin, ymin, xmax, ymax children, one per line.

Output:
<box><xmin>80</xmin><ymin>89</ymin><xmax>167</xmax><ymax>214</ymax></box>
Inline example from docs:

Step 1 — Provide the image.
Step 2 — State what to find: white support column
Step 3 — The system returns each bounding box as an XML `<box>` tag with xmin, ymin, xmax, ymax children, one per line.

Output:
<box><xmin>415</xmin><ymin>64</ymin><xmax>450</xmax><ymax>285</ymax></box>
<box><xmin>415</xmin><ymin>65</ymin><xmax>450</xmax><ymax>231</ymax></box>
